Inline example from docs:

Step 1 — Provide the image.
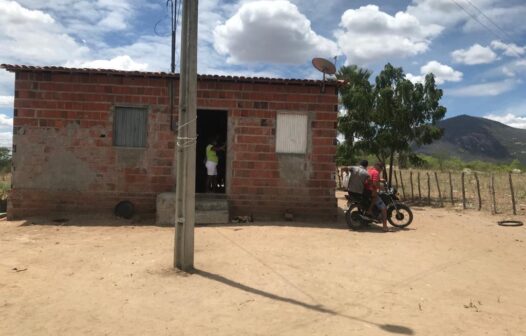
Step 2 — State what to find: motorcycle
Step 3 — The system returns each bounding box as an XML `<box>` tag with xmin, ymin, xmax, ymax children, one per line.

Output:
<box><xmin>345</xmin><ymin>182</ymin><xmax>413</xmax><ymax>230</ymax></box>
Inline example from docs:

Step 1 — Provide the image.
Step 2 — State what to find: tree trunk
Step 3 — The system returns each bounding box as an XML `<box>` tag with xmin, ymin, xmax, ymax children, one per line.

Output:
<box><xmin>388</xmin><ymin>151</ymin><xmax>395</xmax><ymax>187</ymax></box>
<box><xmin>376</xmin><ymin>155</ymin><xmax>388</xmax><ymax>181</ymax></box>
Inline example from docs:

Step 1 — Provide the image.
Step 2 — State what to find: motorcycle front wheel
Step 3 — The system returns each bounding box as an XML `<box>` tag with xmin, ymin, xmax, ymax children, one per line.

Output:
<box><xmin>387</xmin><ymin>203</ymin><xmax>413</xmax><ymax>228</ymax></box>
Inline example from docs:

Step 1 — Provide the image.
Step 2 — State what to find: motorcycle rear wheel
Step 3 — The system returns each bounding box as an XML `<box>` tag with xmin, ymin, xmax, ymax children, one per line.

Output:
<box><xmin>387</xmin><ymin>203</ymin><xmax>413</xmax><ymax>228</ymax></box>
<box><xmin>345</xmin><ymin>205</ymin><xmax>363</xmax><ymax>230</ymax></box>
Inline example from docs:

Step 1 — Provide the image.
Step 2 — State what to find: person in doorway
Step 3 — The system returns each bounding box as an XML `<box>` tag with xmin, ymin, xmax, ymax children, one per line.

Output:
<box><xmin>205</xmin><ymin>137</ymin><xmax>225</xmax><ymax>192</ymax></box>
<box><xmin>365</xmin><ymin>162</ymin><xmax>388</xmax><ymax>232</ymax></box>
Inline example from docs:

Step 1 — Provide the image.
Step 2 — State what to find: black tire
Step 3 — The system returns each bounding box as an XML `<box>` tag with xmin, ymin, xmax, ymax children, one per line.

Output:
<box><xmin>387</xmin><ymin>203</ymin><xmax>413</xmax><ymax>228</ymax></box>
<box><xmin>345</xmin><ymin>205</ymin><xmax>363</xmax><ymax>230</ymax></box>
<box><xmin>114</xmin><ymin>201</ymin><xmax>135</xmax><ymax>219</ymax></box>
<box><xmin>497</xmin><ymin>220</ymin><xmax>523</xmax><ymax>227</ymax></box>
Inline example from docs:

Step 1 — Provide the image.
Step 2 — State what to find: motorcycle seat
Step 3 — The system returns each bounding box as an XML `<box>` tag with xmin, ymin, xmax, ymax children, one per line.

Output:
<box><xmin>347</xmin><ymin>192</ymin><xmax>364</xmax><ymax>203</ymax></box>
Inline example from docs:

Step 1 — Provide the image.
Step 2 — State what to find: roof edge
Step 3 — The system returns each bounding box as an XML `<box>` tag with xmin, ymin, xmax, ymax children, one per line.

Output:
<box><xmin>1</xmin><ymin>64</ymin><xmax>339</xmax><ymax>87</ymax></box>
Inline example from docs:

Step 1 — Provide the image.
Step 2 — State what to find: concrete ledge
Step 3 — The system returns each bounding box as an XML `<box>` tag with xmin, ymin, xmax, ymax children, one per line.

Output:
<box><xmin>156</xmin><ymin>192</ymin><xmax>176</xmax><ymax>226</ymax></box>
<box><xmin>156</xmin><ymin>192</ymin><xmax>230</xmax><ymax>225</ymax></box>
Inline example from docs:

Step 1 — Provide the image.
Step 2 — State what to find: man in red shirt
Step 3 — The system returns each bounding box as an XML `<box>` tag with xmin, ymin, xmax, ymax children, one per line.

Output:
<box><xmin>365</xmin><ymin>162</ymin><xmax>388</xmax><ymax>231</ymax></box>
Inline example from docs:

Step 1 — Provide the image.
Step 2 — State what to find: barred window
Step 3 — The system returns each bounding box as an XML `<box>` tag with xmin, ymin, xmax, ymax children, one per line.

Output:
<box><xmin>113</xmin><ymin>106</ymin><xmax>148</xmax><ymax>147</ymax></box>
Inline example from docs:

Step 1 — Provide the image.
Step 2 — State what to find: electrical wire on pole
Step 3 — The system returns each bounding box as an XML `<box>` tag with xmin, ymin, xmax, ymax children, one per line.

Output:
<box><xmin>168</xmin><ymin>0</ymin><xmax>180</xmax><ymax>73</ymax></box>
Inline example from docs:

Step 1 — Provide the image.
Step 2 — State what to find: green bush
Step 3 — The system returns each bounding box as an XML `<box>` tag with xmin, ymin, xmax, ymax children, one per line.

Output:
<box><xmin>0</xmin><ymin>181</ymin><xmax>9</xmax><ymax>200</ymax></box>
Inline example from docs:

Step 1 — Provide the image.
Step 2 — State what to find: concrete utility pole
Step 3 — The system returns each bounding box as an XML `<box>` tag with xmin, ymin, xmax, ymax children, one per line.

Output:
<box><xmin>174</xmin><ymin>0</ymin><xmax>198</xmax><ymax>271</ymax></box>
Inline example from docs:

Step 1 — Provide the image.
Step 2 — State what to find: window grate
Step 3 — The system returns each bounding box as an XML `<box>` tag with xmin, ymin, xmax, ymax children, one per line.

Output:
<box><xmin>113</xmin><ymin>106</ymin><xmax>148</xmax><ymax>147</ymax></box>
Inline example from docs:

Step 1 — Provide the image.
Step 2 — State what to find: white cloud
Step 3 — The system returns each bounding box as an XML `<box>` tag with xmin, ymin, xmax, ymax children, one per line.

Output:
<box><xmin>61</xmin><ymin>34</ymin><xmax>173</xmax><ymax>72</ymax></box>
<box><xmin>407</xmin><ymin>0</ymin><xmax>526</xmax><ymax>36</ymax></box>
<box><xmin>335</xmin><ymin>5</ymin><xmax>441</xmax><ymax>66</ymax></box>
<box><xmin>213</xmin><ymin>0</ymin><xmax>339</xmax><ymax>64</ymax></box>
<box><xmin>0</xmin><ymin>72</ymin><xmax>15</xmax><ymax>96</ymax></box>
<box><xmin>72</xmin><ymin>55</ymin><xmax>148</xmax><ymax>71</ymax></box>
<box><xmin>0</xmin><ymin>114</ymin><xmax>13</xmax><ymax>127</ymax></box>
<box><xmin>449</xmin><ymin>79</ymin><xmax>516</xmax><ymax>96</ymax></box>
<box><xmin>451</xmin><ymin>44</ymin><xmax>497</xmax><ymax>65</ymax></box>
<box><xmin>406</xmin><ymin>73</ymin><xmax>424</xmax><ymax>84</ymax></box>
<box><xmin>503</xmin><ymin>59</ymin><xmax>526</xmax><ymax>77</ymax></box>
<box><xmin>407</xmin><ymin>0</ymin><xmax>473</xmax><ymax>27</ymax></box>
<box><xmin>0</xmin><ymin>96</ymin><xmax>14</xmax><ymax>108</ymax></box>
<box><xmin>16</xmin><ymin>0</ymin><xmax>134</xmax><ymax>34</ymax></box>
<box><xmin>98</xmin><ymin>11</ymin><xmax>128</xmax><ymax>30</ymax></box>
<box><xmin>407</xmin><ymin>60</ymin><xmax>463</xmax><ymax>85</ymax></box>
<box><xmin>0</xmin><ymin>131</ymin><xmax>12</xmax><ymax>148</ymax></box>
<box><xmin>484</xmin><ymin>113</ymin><xmax>526</xmax><ymax>129</ymax></box>
<box><xmin>0</xmin><ymin>0</ymin><xmax>89</xmax><ymax>65</ymax></box>
<box><xmin>490</xmin><ymin>40</ymin><xmax>525</xmax><ymax>58</ymax></box>
<box><xmin>0</xmin><ymin>113</ymin><xmax>13</xmax><ymax>147</ymax></box>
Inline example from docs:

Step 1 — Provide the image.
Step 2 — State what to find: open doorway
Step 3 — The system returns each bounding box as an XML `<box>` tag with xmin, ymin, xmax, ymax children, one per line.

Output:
<box><xmin>196</xmin><ymin>109</ymin><xmax>228</xmax><ymax>193</ymax></box>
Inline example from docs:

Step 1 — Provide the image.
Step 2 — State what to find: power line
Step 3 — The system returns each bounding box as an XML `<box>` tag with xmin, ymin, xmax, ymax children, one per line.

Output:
<box><xmin>464</xmin><ymin>0</ymin><xmax>514</xmax><ymax>42</ymax></box>
<box><xmin>153</xmin><ymin>1</ymin><xmax>182</xmax><ymax>71</ymax></box>
<box><xmin>450</xmin><ymin>0</ymin><xmax>505</xmax><ymax>41</ymax></box>
<box><xmin>450</xmin><ymin>0</ymin><xmax>524</xmax><ymax>58</ymax></box>
<box><xmin>153</xmin><ymin>2</ymin><xmax>170</xmax><ymax>37</ymax></box>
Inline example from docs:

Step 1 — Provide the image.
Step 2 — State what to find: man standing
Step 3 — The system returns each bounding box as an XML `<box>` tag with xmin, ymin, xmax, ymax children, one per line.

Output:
<box><xmin>365</xmin><ymin>162</ymin><xmax>388</xmax><ymax>232</ymax></box>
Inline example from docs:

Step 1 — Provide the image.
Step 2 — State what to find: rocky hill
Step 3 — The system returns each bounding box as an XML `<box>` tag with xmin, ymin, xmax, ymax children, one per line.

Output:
<box><xmin>416</xmin><ymin>115</ymin><xmax>526</xmax><ymax>164</ymax></box>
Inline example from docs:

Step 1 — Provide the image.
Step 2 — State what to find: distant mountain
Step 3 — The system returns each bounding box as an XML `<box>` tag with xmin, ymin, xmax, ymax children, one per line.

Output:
<box><xmin>416</xmin><ymin>115</ymin><xmax>526</xmax><ymax>164</ymax></box>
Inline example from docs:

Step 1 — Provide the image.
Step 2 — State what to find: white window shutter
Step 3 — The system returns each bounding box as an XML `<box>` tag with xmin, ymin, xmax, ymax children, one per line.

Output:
<box><xmin>276</xmin><ymin>113</ymin><xmax>308</xmax><ymax>154</ymax></box>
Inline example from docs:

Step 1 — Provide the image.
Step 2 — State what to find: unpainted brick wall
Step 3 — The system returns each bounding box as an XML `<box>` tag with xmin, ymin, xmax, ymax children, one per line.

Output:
<box><xmin>9</xmin><ymin>70</ymin><xmax>338</xmax><ymax>220</ymax></box>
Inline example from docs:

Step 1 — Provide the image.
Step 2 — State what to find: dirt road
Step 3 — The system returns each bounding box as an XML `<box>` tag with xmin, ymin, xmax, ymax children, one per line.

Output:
<box><xmin>1</xmin><ymin>195</ymin><xmax>525</xmax><ymax>335</ymax></box>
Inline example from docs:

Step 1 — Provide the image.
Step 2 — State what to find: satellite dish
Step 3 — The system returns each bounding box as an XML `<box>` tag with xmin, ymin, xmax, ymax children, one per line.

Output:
<box><xmin>312</xmin><ymin>57</ymin><xmax>336</xmax><ymax>92</ymax></box>
<box><xmin>312</xmin><ymin>57</ymin><xmax>336</xmax><ymax>75</ymax></box>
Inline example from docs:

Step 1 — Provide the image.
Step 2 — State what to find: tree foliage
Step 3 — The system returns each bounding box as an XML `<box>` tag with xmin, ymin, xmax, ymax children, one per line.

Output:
<box><xmin>337</xmin><ymin>63</ymin><xmax>447</xmax><ymax>184</ymax></box>
<box><xmin>0</xmin><ymin>147</ymin><xmax>11</xmax><ymax>173</ymax></box>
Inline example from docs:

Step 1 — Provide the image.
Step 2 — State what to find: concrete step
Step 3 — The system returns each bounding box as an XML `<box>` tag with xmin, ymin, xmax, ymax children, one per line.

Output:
<box><xmin>195</xmin><ymin>210</ymin><xmax>229</xmax><ymax>224</ymax></box>
<box><xmin>156</xmin><ymin>192</ymin><xmax>229</xmax><ymax>225</ymax></box>
<box><xmin>195</xmin><ymin>198</ymin><xmax>228</xmax><ymax>211</ymax></box>
<box><xmin>195</xmin><ymin>193</ymin><xmax>227</xmax><ymax>200</ymax></box>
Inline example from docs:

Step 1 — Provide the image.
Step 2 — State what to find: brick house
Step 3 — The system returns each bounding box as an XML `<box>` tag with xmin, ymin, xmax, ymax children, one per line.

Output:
<box><xmin>1</xmin><ymin>64</ymin><xmax>338</xmax><ymax>221</ymax></box>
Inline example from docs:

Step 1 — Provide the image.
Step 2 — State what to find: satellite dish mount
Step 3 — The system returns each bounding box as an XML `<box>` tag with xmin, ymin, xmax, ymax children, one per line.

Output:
<box><xmin>312</xmin><ymin>57</ymin><xmax>336</xmax><ymax>93</ymax></box>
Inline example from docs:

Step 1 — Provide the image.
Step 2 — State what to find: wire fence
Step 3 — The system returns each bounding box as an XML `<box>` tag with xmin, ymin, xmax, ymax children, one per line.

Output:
<box><xmin>337</xmin><ymin>167</ymin><xmax>525</xmax><ymax>216</ymax></box>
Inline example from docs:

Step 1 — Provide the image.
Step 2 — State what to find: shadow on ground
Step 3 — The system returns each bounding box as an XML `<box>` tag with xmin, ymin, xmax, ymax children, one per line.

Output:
<box><xmin>192</xmin><ymin>268</ymin><xmax>414</xmax><ymax>335</ymax></box>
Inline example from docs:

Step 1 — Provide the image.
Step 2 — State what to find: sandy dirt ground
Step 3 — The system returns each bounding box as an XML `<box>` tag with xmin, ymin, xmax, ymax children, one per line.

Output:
<box><xmin>1</xmin><ymin>192</ymin><xmax>525</xmax><ymax>336</ymax></box>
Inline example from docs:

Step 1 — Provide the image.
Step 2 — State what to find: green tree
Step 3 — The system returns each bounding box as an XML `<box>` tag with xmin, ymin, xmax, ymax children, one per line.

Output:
<box><xmin>336</xmin><ymin>65</ymin><xmax>373</xmax><ymax>165</ymax></box>
<box><xmin>0</xmin><ymin>147</ymin><xmax>11</xmax><ymax>173</ymax></box>
<box><xmin>337</xmin><ymin>63</ymin><xmax>446</xmax><ymax>185</ymax></box>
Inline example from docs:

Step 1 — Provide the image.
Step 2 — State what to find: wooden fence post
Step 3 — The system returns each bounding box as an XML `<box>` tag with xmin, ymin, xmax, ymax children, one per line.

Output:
<box><xmin>509</xmin><ymin>172</ymin><xmax>517</xmax><ymax>215</ymax></box>
<box><xmin>434</xmin><ymin>172</ymin><xmax>443</xmax><ymax>207</ymax></box>
<box><xmin>417</xmin><ymin>172</ymin><xmax>422</xmax><ymax>201</ymax></box>
<box><xmin>448</xmin><ymin>172</ymin><xmax>454</xmax><ymax>206</ymax></box>
<box><xmin>474</xmin><ymin>172</ymin><xmax>482</xmax><ymax>211</ymax></box>
<box><xmin>461</xmin><ymin>172</ymin><xmax>466</xmax><ymax>209</ymax></box>
<box><xmin>489</xmin><ymin>174</ymin><xmax>496</xmax><ymax>215</ymax></box>
<box><xmin>399</xmin><ymin>170</ymin><xmax>406</xmax><ymax>199</ymax></box>
<box><xmin>410</xmin><ymin>171</ymin><xmax>414</xmax><ymax>201</ymax></box>
<box><xmin>426</xmin><ymin>172</ymin><xmax>431</xmax><ymax>205</ymax></box>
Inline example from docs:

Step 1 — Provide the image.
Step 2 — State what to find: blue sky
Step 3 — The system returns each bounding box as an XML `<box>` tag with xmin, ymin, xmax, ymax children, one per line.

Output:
<box><xmin>1</xmin><ymin>0</ymin><xmax>526</xmax><ymax>147</ymax></box>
